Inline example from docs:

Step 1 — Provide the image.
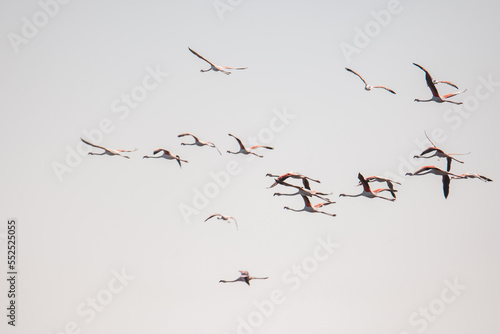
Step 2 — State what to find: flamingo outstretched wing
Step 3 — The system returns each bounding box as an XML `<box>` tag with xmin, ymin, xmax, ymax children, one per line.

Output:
<box><xmin>414</xmin><ymin>63</ymin><xmax>439</xmax><ymax>97</ymax></box>
<box><xmin>442</xmin><ymin>90</ymin><xmax>467</xmax><ymax>99</ymax></box>
<box><xmin>188</xmin><ymin>47</ymin><xmax>215</xmax><ymax>66</ymax></box>
<box><xmin>372</xmin><ymin>86</ymin><xmax>396</xmax><ymax>94</ymax></box>
<box><xmin>345</xmin><ymin>67</ymin><xmax>367</xmax><ymax>85</ymax></box>
<box><xmin>357</xmin><ymin>173</ymin><xmax>371</xmax><ymax>192</ymax></box>
<box><xmin>228</xmin><ymin>134</ymin><xmax>246</xmax><ymax>150</ymax></box>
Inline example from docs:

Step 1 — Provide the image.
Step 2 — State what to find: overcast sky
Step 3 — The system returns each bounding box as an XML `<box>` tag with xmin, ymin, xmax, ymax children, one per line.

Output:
<box><xmin>1</xmin><ymin>0</ymin><xmax>500</xmax><ymax>334</ymax></box>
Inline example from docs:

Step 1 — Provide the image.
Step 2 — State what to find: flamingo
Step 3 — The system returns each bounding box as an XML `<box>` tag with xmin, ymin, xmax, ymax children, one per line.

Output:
<box><xmin>142</xmin><ymin>149</ymin><xmax>188</xmax><ymax>168</ymax></box>
<box><xmin>413</xmin><ymin>63</ymin><xmax>466</xmax><ymax>104</ymax></box>
<box><xmin>405</xmin><ymin>166</ymin><xmax>460</xmax><ymax>199</ymax></box>
<box><xmin>283</xmin><ymin>195</ymin><xmax>336</xmax><ymax>217</ymax></box>
<box><xmin>204</xmin><ymin>214</ymin><xmax>238</xmax><ymax>231</ymax></box>
<box><xmin>178</xmin><ymin>133</ymin><xmax>221</xmax><ymax>155</ymax></box>
<box><xmin>227</xmin><ymin>134</ymin><xmax>273</xmax><ymax>158</ymax></box>
<box><xmin>219</xmin><ymin>271</ymin><xmax>268</xmax><ymax>285</ymax></box>
<box><xmin>188</xmin><ymin>47</ymin><xmax>247</xmax><ymax>75</ymax></box>
<box><xmin>273</xmin><ymin>180</ymin><xmax>333</xmax><ymax>202</ymax></box>
<box><xmin>345</xmin><ymin>67</ymin><xmax>396</xmax><ymax>94</ymax></box>
<box><xmin>340</xmin><ymin>173</ymin><xmax>396</xmax><ymax>201</ymax></box>
<box><xmin>451</xmin><ymin>173</ymin><xmax>493</xmax><ymax>182</ymax></box>
<box><xmin>266</xmin><ymin>172</ymin><xmax>321</xmax><ymax>188</ymax></box>
<box><xmin>80</xmin><ymin>138</ymin><xmax>136</xmax><ymax>159</ymax></box>
<box><xmin>413</xmin><ymin>132</ymin><xmax>469</xmax><ymax>171</ymax></box>
<box><xmin>357</xmin><ymin>176</ymin><xmax>401</xmax><ymax>199</ymax></box>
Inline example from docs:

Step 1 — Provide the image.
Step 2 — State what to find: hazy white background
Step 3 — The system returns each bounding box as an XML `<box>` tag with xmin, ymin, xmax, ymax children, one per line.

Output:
<box><xmin>1</xmin><ymin>0</ymin><xmax>499</xmax><ymax>333</ymax></box>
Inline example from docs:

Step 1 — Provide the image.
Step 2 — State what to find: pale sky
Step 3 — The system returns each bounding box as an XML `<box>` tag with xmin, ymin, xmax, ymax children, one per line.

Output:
<box><xmin>1</xmin><ymin>1</ymin><xmax>500</xmax><ymax>334</ymax></box>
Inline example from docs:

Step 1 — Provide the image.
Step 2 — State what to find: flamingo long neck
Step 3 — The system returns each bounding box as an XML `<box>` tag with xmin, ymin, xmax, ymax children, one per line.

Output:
<box><xmin>220</xmin><ymin>278</ymin><xmax>240</xmax><ymax>283</ymax></box>
<box><xmin>340</xmin><ymin>193</ymin><xmax>362</xmax><ymax>198</ymax></box>
<box><xmin>285</xmin><ymin>207</ymin><xmax>304</xmax><ymax>212</ymax></box>
<box><xmin>275</xmin><ymin>191</ymin><xmax>299</xmax><ymax>197</ymax></box>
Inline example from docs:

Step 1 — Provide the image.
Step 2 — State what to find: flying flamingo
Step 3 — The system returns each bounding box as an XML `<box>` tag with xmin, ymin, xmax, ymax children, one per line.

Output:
<box><xmin>143</xmin><ymin>149</ymin><xmax>188</xmax><ymax>168</ymax></box>
<box><xmin>451</xmin><ymin>173</ymin><xmax>493</xmax><ymax>182</ymax></box>
<box><xmin>178</xmin><ymin>133</ymin><xmax>221</xmax><ymax>155</ymax></box>
<box><xmin>204</xmin><ymin>214</ymin><xmax>238</xmax><ymax>231</ymax></box>
<box><xmin>227</xmin><ymin>134</ymin><xmax>273</xmax><ymax>158</ymax></box>
<box><xmin>405</xmin><ymin>166</ymin><xmax>460</xmax><ymax>199</ymax></box>
<box><xmin>283</xmin><ymin>195</ymin><xmax>336</xmax><ymax>217</ymax></box>
<box><xmin>188</xmin><ymin>47</ymin><xmax>247</xmax><ymax>75</ymax></box>
<box><xmin>340</xmin><ymin>173</ymin><xmax>396</xmax><ymax>201</ymax></box>
<box><xmin>266</xmin><ymin>172</ymin><xmax>321</xmax><ymax>188</ymax></box>
<box><xmin>219</xmin><ymin>271</ymin><xmax>268</xmax><ymax>285</ymax></box>
<box><xmin>413</xmin><ymin>63</ymin><xmax>466</xmax><ymax>104</ymax></box>
<box><xmin>345</xmin><ymin>67</ymin><xmax>396</xmax><ymax>94</ymax></box>
<box><xmin>273</xmin><ymin>180</ymin><xmax>333</xmax><ymax>202</ymax></box>
<box><xmin>357</xmin><ymin>176</ymin><xmax>401</xmax><ymax>199</ymax></box>
<box><xmin>413</xmin><ymin>132</ymin><xmax>469</xmax><ymax>171</ymax></box>
<box><xmin>80</xmin><ymin>138</ymin><xmax>136</xmax><ymax>159</ymax></box>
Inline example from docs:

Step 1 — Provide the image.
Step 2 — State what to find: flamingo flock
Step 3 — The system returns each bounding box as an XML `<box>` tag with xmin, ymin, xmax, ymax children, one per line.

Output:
<box><xmin>79</xmin><ymin>50</ymin><xmax>494</xmax><ymax>286</ymax></box>
<box><xmin>80</xmin><ymin>131</ymin><xmax>274</xmax><ymax>168</ymax></box>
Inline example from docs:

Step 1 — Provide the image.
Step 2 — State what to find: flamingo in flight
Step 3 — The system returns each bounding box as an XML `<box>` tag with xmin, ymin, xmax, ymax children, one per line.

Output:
<box><xmin>340</xmin><ymin>173</ymin><xmax>396</xmax><ymax>201</ymax></box>
<box><xmin>178</xmin><ymin>133</ymin><xmax>221</xmax><ymax>155</ymax></box>
<box><xmin>413</xmin><ymin>63</ymin><xmax>466</xmax><ymax>104</ymax></box>
<box><xmin>188</xmin><ymin>47</ymin><xmax>247</xmax><ymax>75</ymax></box>
<box><xmin>204</xmin><ymin>214</ymin><xmax>238</xmax><ymax>231</ymax></box>
<box><xmin>451</xmin><ymin>173</ymin><xmax>493</xmax><ymax>182</ymax></box>
<box><xmin>80</xmin><ymin>138</ymin><xmax>136</xmax><ymax>159</ymax></box>
<box><xmin>345</xmin><ymin>68</ymin><xmax>396</xmax><ymax>94</ymax></box>
<box><xmin>143</xmin><ymin>149</ymin><xmax>188</xmax><ymax>168</ymax></box>
<box><xmin>273</xmin><ymin>180</ymin><xmax>333</xmax><ymax>202</ymax></box>
<box><xmin>413</xmin><ymin>132</ymin><xmax>469</xmax><ymax>171</ymax></box>
<box><xmin>406</xmin><ymin>166</ymin><xmax>460</xmax><ymax>199</ymax></box>
<box><xmin>266</xmin><ymin>172</ymin><xmax>321</xmax><ymax>188</ymax></box>
<box><xmin>227</xmin><ymin>134</ymin><xmax>273</xmax><ymax>158</ymax></box>
<box><xmin>357</xmin><ymin>176</ymin><xmax>401</xmax><ymax>199</ymax></box>
<box><xmin>283</xmin><ymin>195</ymin><xmax>336</xmax><ymax>217</ymax></box>
<box><xmin>219</xmin><ymin>271</ymin><xmax>268</xmax><ymax>285</ymax></box>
